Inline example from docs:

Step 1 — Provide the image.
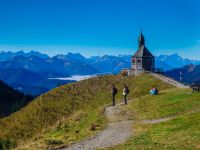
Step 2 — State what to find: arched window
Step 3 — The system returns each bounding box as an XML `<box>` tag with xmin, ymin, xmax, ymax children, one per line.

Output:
<box><xmin>138</xmin><ymin>59</ymin><xmax>141</xmax><ymax>63</ymax></box>
<box><xmin>132</xmin><ymin>59</ymin><xmax>135</xmax><ymax>64</ymax></box>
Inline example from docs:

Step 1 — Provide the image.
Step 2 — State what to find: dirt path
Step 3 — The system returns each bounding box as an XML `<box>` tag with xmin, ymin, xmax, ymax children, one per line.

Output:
<box><xmin>59</xmin><ymin>103</ymin><xmax>134</xmax><ymax>150</ymax></box>
<box><xmin>141</xmin><ymin>116</ymin><xmax>176</xmax><ymax>124</ymax></box>
<box><xmin>141</xmin><ymin>108</ymin><xmax>200</xmax><ymax>124</ymax></box>
<box><xmin>151</xmin><ymin>73</ymin><xmax>189</xmax><ymax>89</ymax></box>
<box><xmin>56</xmin><ymin>73</ymin><xmax>193</xmax><ymax>150</ymax></box>
<box><xmin>58</xmin><ymin>102</ymin><xmax>200</xmax><ymax>150</ymax></box>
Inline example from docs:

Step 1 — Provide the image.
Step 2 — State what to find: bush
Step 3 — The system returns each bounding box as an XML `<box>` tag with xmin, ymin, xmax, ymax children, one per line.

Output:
<box><xmin>0</xmin><ymin>138</ymin><xmax>16</xmax><ymax>150</ymax></box>
<box><xmin>90</xmin><ymin>123</ymin><xmax>97</xmax><ymax>131</ymax></box>
<box><xmin>47</xmin><ymin>139</ymin><xmax>63</xmax><ymax>145</ymax></box>
<box><xmin>121</xmin><ymin>70</ymin><xmax>128</xmax><ymax>76</ymax></box>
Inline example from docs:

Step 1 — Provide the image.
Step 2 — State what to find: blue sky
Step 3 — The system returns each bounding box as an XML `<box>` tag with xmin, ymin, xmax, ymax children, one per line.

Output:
<box><xmin>0</xmin><ymin>0</ymin><xmax>199</xmax><ymax>59</ymax></box>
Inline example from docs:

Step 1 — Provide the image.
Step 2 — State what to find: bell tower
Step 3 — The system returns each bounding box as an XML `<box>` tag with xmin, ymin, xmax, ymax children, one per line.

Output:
<box><xmin>138</xmin><ymin>30</ymin><xmax>145</xmax><ymax>48</ymax></box>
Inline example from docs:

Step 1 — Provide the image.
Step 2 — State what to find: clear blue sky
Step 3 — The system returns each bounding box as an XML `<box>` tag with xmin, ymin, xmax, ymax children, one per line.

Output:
<box><xmin>0</xmin><ymin>0</ymin><xmax>199</xmax><ymax>59</ymax></box>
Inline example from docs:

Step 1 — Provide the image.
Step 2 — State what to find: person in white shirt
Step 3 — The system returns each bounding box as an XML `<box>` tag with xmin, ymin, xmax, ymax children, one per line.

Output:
<box><xmin>123</xmin><ymin>85</ymin><xmax>129</xmax><ymax>105</ymax></box>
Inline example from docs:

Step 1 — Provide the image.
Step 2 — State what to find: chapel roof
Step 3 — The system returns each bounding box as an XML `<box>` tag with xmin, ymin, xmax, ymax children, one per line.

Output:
<box><xmin>132</xmin><ymin>45</ymin><xmax>154</xmax><ymax>58</ymax></box>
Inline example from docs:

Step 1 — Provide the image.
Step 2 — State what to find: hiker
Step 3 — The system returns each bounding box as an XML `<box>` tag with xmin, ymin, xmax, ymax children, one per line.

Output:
<box><xmin>150</xmin><ymin>87</ymin><xmax>158</xmax><ymax>95</ymax></box>
<box><xmin>111</xmin><ymin>84</ymin><xmax>118</xmax><ymax>106</ymax></box>
<box><xmin>123</xmin><ymin>85</ymin><xmax>129</xmax><ymax>105</ymax></box>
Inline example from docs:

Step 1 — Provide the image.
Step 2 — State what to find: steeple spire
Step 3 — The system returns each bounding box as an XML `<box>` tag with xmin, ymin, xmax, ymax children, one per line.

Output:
<box><xmin>138</xmin><ymin>28</ymin><xmax>145</xmax><ymax>48</ymax></box>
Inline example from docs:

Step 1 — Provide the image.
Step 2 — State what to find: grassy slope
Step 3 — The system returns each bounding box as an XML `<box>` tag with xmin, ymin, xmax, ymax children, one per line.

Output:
<box><xmin>0</xmin><ymin>74</ymin><xmax>172</xmax><ymax>150</ymax></box>
<box><xmin>106</xmin><ymin>88</ymin><xmax>200</xmax><ymax>150</ymax></box>
<box><xmin>130</xmin><ymin>88</ymin><xmax>200</xmax><ymax>119</ymax></box>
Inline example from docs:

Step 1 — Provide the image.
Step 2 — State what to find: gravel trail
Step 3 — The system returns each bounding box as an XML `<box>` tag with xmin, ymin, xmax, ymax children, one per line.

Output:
<box><xmin>141</xmin><ymin>116</ymin><xmax>176</xmax><ymax>124</ymax></box>
<box><xmin>60</xmin><ymin>103</ymin><xmax>134</xmax><ymax>150</ymax></box>
<box><xmin>151</xmin><ymin>73</ymin><xmax>189</xmax><ymax>89</ymax></box>
<box><xmin>58</xmin><ymin>102</ymin><xmax>200</xmax><ymax>150</ymax></box>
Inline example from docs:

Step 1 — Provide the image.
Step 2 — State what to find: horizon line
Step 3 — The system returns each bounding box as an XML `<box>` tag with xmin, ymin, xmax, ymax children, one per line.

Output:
<box><xmin>0</xmin><ymin>49</ymin><xmax>198</xmax><ymax>60</ymax></box>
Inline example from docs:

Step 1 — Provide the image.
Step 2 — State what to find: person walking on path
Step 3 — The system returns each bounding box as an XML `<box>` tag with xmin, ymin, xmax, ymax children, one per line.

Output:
<box><xmin>123</xmin><ymin>85</ymin><xmax>129</xmax><ymax>105</ymax></box>
<box><xmin>111</xmin><ymin>84</ymin><xmax>118</xmax><ymax>106</ymax></box>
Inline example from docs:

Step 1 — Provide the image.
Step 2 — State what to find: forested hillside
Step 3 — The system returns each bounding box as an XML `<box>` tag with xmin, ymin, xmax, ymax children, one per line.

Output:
<box><xmin>0</xmin><ymin>80</ymin><xmax>33</xmax><ymax>118</ymax></box>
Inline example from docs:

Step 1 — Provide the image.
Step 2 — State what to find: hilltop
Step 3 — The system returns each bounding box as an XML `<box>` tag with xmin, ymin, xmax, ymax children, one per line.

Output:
<box><xmin>0</xmin><ymin>73</ymin><xmax>172</xmax><ymax>149</ymax></box>
<box><xmin>1</xmin><ymin>73</ymin><xmax>200</xmax><ymax>150</ymax></box>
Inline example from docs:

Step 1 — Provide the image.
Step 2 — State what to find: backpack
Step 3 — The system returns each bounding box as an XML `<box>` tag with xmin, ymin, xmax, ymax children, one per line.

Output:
<box><xmin>126</xmin><ymin>88</ymin><xmax>130</xmax><ymax>94</ymax></box>
<box><xmin>114</xmin><ymin>88</ymin><xmax>118</xmax><ymax>94</ymax></box>
<box><xmin>125</xmin><ymin>87</ymin><xmax>129</xmax><ymax>94</ymax></box>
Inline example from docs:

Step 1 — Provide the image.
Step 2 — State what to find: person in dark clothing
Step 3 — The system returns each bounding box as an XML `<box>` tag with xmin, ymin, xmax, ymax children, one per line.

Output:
<box><xmin>123</xmin><ymin>85</ymin><xmax>129</xmax><ymax>105</ymax></box>
<box><xmin>111</xmin><ymin>84</ymin><xmax>117</xmax><ymax>106</ymax></box>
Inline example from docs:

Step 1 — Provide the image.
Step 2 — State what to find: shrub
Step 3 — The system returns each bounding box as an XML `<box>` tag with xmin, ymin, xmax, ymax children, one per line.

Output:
<box><xmin>0</xmin><ymin>138</ymin><xmax>16</xmax><ymax>150</ymax></box>
<box><xmin>90</xmin><ymin>123</ymin><xmax>97</xmax><ymax>131</ymax></box>
<box><xmin>47</xmin><ymin>139</ymin><xmax>63</xmax><ymax>145</ymax></box>
<box><xmin>121</xmin><ymin>70</ymin><xmax>128</xmax><ymax>76</ymax></box>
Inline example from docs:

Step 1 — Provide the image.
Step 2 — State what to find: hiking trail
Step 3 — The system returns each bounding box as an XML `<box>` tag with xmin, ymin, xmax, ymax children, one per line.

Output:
<box><xmin>151</xmin><ymin>73</ymin><xmax>189</xmax><ymax>89</ymax></box>
<box><xmin>59</xmin><ymin>74</ymin><xmax>190</xmax><ymax>150</ymax></box>
<box><xmin>59</xmin><ymin>100</ymin><xmax>183</xmax><ymax>150</ymax></box>
<box><xmin>59</xmin><ymin>103</ymin><xmax>134</xmax><ymax>150</ymax></box>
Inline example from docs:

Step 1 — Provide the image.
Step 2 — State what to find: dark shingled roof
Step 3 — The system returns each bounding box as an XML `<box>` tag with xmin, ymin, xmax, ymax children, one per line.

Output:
<box><xmin>132</xmin><ymin>45</ymin><xmax>154</xmax><ymax>58</ymax></box>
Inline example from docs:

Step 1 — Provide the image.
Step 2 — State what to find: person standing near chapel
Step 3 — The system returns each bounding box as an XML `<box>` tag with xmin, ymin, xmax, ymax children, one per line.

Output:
<box><xmin>123</xmin><ymin>85</ymin><xmax>129</xmax><ymax>105</ymax></box>
<box><xmin>111</xmin><ymin>84</ymin><xmax>117</xmax><ymax>106</ymax></box>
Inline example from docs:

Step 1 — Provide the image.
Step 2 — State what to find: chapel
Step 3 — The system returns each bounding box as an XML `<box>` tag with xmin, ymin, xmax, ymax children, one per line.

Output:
<box><xmin>131</xmin><ymin>31</ymin><xmax>155</xmax><ymax>73</ymax></box>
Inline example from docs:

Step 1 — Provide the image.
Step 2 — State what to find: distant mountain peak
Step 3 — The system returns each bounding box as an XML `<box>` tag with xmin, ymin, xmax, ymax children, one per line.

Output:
<box><xmin>66</xmin><ymin>52</ymin><xmax>85</xmax><ymax>58</ymax></box>
<box><xmin>165</xmin><ymin>64</ymin><xmax>200</xmax><ymax>84</ymax></box>
<box><xmin>0</xmin><ymin>50</ymin><xmax>49</xmax><ymax>60</ymax></box>
<box><xmin>187</xmin><ymin>64</ymin><xmax>196</xmax><ymax>72</ymax></box>
<box><xmin>156</xmin><ymin>53</ymin><xmax>200</xmax><ymax>70</ymax></box>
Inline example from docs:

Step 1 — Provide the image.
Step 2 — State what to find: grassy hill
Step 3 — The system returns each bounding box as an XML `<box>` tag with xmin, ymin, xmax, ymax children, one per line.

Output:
<box><xmin>0</xmin><ymin>74</ymin><xmax>173</xmax><ymax>150</ymax></box>
<box><xmin>106</xmin><ymin>89</ymin><xmax>200</xmax><ymax>150</ymax></box>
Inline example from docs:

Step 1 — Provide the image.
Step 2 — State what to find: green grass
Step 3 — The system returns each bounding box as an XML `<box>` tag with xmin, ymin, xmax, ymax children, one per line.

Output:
<box><xmin>106</xmin><ymin>111</ymin><xmax>200</xmax><ymax>150</ymax></box>
<box><xmin>0</xmin><ymin>74</ymin><xmax>173</xmax><ymax>149</ymax></box>
<box><xmin>106</xmin><ymin>88</ymin><xmax>200</xmax><ymax>150</ymax></box>
<box><xmin>128</xmin><ymin>88</ymin><xmax>200</xmax><ymax>119</ymax></box>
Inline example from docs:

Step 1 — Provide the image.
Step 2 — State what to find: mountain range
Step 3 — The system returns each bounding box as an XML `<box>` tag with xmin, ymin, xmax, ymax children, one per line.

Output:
<box><xmin>0</xmin><ymin>51</ymin><xmax>199</xmax><ymax>95</ymax></box>
<box><xmin>0</xmin><ymin>50</ymin><xmax>49</xmax><ymax>60</ymax></box>
<box><xmin>0</xmin><ymin>68</ymin><xmax>72</xmax><ymax>95</ymax></box>
<box><xmin>165</xmin><ymin>64</ymin><xmax>200</xmax><ymax>84</ymax></box>
<box><xmin>156</xmin><ymin>54</ymin><xmax>200</xmax><ymax>71</ymax></box>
